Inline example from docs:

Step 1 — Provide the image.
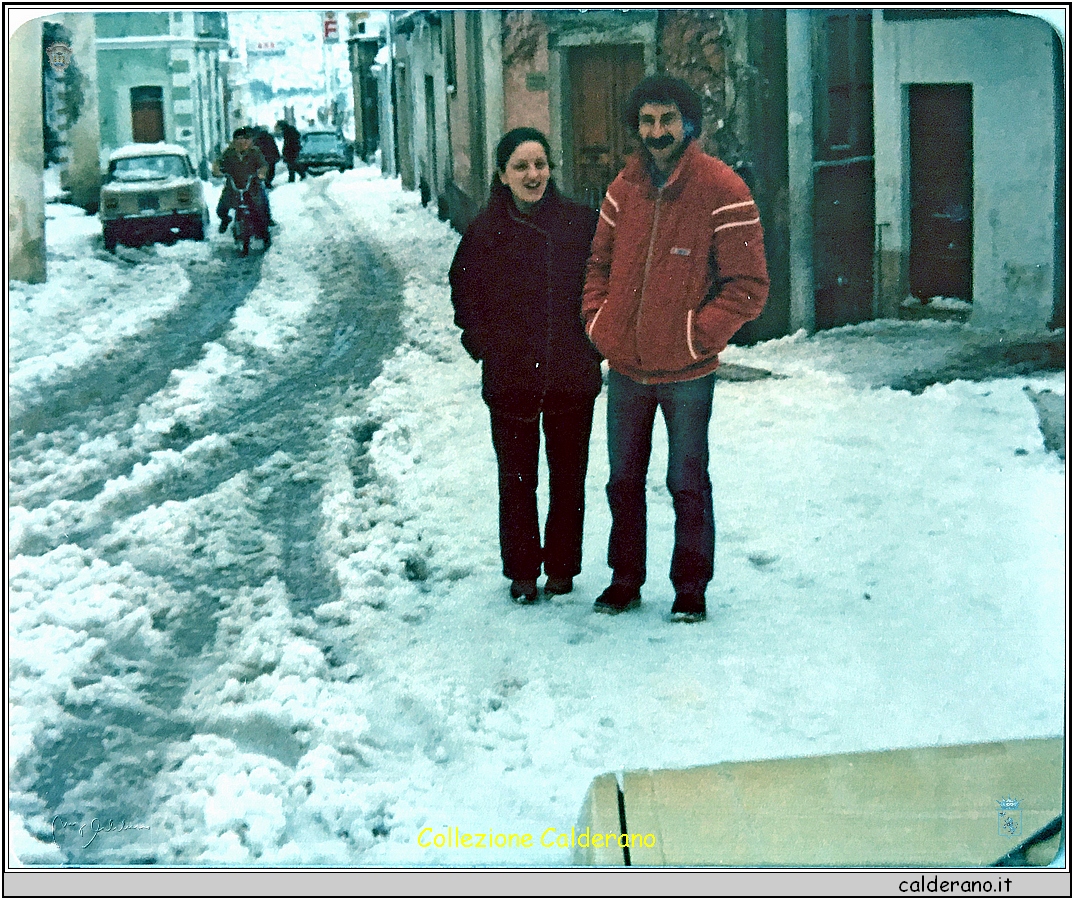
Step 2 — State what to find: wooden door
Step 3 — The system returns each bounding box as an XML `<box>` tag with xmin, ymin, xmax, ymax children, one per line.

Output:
<box><xmin>909</xmin><ymin>84</ymin><xmax>973</xmax><ymax>301</ymax></box>
<box><xmin>812</xmin><ymin>11</ymin><xmax>875</xmax><ymax>330</ymax></box>
<box><xmin>131</xmin><ymin>86</ymin><xmax>164</xmax><ymax>143</ymax></box>
<box><xmin>567</xmin><ymin>45</ymin><xmax>644</xmax><ymax>209</ymax></box>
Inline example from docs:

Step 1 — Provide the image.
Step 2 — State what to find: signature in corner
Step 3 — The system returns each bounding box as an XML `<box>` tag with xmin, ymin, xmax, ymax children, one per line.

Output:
<box><xmin>52</xmin><ymin>815</ymin><xmax>151</xmax><ymax>848</ymax></box>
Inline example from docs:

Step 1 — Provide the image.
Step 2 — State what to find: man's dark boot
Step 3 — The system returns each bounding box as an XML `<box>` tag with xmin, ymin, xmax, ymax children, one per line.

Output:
<box><xmin>593</xmin><ymin>583</ymin><xmax>641</xmax><ymax>615</ymax></box>
<box><xmin>670</xmin><ymin>590</ymin><xmax>706</xmax><ymax>623</ymax></box>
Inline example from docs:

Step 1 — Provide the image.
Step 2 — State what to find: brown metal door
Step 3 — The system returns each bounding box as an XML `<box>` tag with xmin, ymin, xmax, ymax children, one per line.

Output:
<box><xmin>131</xmin><ymin>86</ymin><xmax>164</xmax><ymax>143</ymax></box>
<box><xmin>567</xmin><ymin>44</ymin><xmax>644</xmax><ymax>209</ymax></box>
<box><xmin>812</xmin><ymin>11</ymin><xmax>875</xmax><ymax>330</ymax></box>
<box><xmin>909</xmin><ymin>84</ymin><xmax>973</xmax><ymax>301</ymax></box>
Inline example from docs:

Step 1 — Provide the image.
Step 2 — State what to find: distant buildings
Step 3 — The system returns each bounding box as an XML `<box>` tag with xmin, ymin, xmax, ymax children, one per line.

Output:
<box><xmin>347</xmin><ymin>18</ymin><xmax>382</xmax><ymax>162</ymax></box>
<box><xmin>14</xmin><ymin>8</ymin><xmax>1065</xmax><ymax>335</ymax></box>
<box><xmin>229</xmin><ymin>10</ymin><xmax>359</xmax><ymax>138</ymax></box>
<box><xmin>11</xmin><ymin>10</ymin><xmax>232</xmax><ymax>278</ymax></box>
<box><xmin>95</xmin><ymin>10</ymin><xmax>231</xmax><ymax>178</ymax></box>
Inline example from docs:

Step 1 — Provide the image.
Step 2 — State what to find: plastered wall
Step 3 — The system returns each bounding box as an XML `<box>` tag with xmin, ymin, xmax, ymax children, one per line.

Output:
<box><xmin>873</xmin><ymin>13</ymin><xmax>1061</xmax><ymax>330</ymax></box>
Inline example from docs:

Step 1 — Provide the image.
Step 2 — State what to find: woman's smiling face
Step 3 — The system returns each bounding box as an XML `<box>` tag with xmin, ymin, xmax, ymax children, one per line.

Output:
<box><xmin>499</xmin><ymin>141</ymin><xmax>550</xmax><ymax>211</ymax></box>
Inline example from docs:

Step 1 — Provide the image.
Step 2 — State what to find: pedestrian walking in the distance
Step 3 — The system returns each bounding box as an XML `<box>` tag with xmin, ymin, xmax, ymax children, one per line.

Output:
<box><xmin>276</xmin><ymin>120</ymin><xmax>304</xmax><ymax>182</ymax></box>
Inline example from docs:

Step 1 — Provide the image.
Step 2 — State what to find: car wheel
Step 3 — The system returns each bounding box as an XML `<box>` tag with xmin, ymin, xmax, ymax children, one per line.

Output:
<box><xmin>190</xmin><ymin>216</ymin><xmax>205</xmax><ymax>242</ymax></box>
<box><xmin>103</xmin><ymin>225</ymin><xmax>118</xmax><ymax>252</ymax></box>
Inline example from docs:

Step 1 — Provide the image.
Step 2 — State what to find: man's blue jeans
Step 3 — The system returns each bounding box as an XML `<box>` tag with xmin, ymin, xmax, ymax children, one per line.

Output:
<box><xmin>606</xmin><ymin>369</ymin><xmax>716</xmax><ymax>593</ymax></box>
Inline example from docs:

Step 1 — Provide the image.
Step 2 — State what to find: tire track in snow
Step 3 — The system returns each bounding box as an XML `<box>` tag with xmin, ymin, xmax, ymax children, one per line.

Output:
<box><xmin>8</xmin><ymin>246</ymin><xmax>264</xmax><ymax>451</ymax></box>
<box><xmin>10</xmin><ymin>184</ymin><xmax>405</xmax><ymax>864</ymax></box>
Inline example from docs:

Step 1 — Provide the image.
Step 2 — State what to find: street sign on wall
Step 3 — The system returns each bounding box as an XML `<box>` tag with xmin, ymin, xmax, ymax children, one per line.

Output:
<box><xmin>323</xmin><ymin>12</ymin><xmax>338</xmax><ymax>43</ymax></box>
<box><xmin>249</xmin><ymin>40</ymin><xmax>286</xmax><ymax>55</ymax></box>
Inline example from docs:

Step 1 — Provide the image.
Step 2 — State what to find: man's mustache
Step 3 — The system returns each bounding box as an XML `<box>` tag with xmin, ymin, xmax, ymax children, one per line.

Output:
<box><xmin>644</xmin><ymin>135</ymin><xmax>676</xmax><ymax>150</ymax></box>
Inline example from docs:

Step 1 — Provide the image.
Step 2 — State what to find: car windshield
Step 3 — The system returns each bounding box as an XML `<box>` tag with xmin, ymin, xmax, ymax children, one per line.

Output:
<box><xmin>110</xmin><ymin>154</ymin><xmax>190</xmax><ymax>182</ymax></box>
<box><xmin>302</xmin><ymin>134</ymin><xmax>341</xmax><ymax>152</ymax></box>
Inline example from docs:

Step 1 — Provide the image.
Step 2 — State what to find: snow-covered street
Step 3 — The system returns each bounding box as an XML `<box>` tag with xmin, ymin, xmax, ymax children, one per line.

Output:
<box><xmin>7</xmin><ymin>164</ymin><xmax>1066</xmax><ymax>867</ymax></box>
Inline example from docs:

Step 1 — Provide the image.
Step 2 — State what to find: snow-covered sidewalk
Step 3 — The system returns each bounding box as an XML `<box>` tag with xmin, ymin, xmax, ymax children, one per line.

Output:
<box><xmin>8</xmin><ymin>166</ymin><xmax>1066</xmax><ymax>867</ymax></box>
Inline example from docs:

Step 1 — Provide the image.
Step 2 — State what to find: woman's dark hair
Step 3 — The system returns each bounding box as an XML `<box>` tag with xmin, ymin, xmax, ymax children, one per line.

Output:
<box><xmin>492</xmin><ymin>127</ymin><xmax>553</xmax><ymax>188</ymax></box>
<box><xmin>622</xmin><ymin>75</ymin><xmax>703</xmax><ymax>139</ymax></box>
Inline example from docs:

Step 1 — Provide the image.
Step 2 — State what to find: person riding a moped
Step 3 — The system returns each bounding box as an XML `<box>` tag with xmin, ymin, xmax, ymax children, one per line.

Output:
<box><xmin>212</xmin><ymin>127</ymin><xmax>271</xmax><ymax>243</ymax></box>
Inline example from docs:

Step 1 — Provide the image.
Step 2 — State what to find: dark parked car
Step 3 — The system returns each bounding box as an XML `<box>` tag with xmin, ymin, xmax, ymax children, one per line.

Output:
<box><xmin>295</xmin><ymin>130</ymin><xmax>354</xmax><ymax>176</ymax></box>
<box><xmin>98</xmin><ymin>143</ymin><xmax>209</xmax><ymax>251</ymax></box>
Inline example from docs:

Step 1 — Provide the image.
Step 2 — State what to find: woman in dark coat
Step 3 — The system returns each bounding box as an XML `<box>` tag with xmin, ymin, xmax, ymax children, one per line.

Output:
<box><xmin>449</xmin><ymin>127</ymin><xmax>601</xmax><ymax>605</ymax></box>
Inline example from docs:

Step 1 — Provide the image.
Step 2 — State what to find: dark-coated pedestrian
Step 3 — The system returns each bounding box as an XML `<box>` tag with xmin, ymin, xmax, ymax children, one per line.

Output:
<box><xmin>450</xmin><ymin>128</ymin><xmax>602</xmax><ymax>605</ymax></box>
<box><xmin>275</xmin><ymin>120</ymin><xmax>304</xmax><ymax>182</ymax></box>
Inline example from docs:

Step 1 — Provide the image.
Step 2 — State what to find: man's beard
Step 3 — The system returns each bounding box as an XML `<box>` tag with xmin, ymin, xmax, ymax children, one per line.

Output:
<box><xmin>644</xmin><ymin>135</ymin><xmax>675</xmax><ymax>151</ymax></box>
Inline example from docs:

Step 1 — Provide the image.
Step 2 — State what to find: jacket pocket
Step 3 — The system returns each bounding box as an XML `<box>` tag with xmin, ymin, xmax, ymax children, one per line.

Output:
<box><xmin>631</xmin><ymin>305</ymin><xmax>695</xmax><ymax>374</ymax></box>
<box><xmin>585</xmin><ymin>302</ymin><xmax>608</xmax><ymax>355</ymax></box>
<box><xmin>686</xmin><ymin>309</ymin><xmax>704</xmax><ymax>361</ymax></box>
<box><xmin>692</xmin><ymin>302</ymin><xmax>744</xmax><ymax>357</ymax></box>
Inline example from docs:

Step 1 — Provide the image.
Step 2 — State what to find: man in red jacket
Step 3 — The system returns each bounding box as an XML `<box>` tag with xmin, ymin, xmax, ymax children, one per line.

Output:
<box><xmin>582</xmin><ymin>75</ymin><xmax>769</xmax><ymax>622</ymax></box>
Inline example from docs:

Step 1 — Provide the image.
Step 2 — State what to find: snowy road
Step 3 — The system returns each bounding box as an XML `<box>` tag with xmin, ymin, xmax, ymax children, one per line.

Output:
<box><xmin>11</xmin><ymin>173</ymin><xmax>413</xmax><ymax>864</ymax></box>
<box><xmin>9</xmin><ymin>167</ymin><xmax>1066</xmax><ymax>868</ymax></box>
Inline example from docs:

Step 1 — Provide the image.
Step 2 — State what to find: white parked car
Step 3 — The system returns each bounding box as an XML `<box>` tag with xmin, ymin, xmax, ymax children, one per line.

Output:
<box><xmin>99</xmin><ymin>143</ymin><xmax>209</xmax><ymax>251</ymax></box>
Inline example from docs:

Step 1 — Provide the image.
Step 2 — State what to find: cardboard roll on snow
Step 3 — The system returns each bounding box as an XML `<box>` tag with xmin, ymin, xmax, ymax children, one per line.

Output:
<box><xmin>574</xmin><ymin>738</ymin><xmax>1064</xmax><ymax>867</ymax></box>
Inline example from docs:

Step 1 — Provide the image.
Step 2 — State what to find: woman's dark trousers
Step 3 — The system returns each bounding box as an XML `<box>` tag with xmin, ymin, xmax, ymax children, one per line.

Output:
<box><xmin>605</xmin><ymin>370</ymin><xmax>716</xmax><ymax>593</ymax></box>
<box><xmin>488</xmin><ymin>400</ymin><xmax>596</xmax><ymax>582</ymax></box>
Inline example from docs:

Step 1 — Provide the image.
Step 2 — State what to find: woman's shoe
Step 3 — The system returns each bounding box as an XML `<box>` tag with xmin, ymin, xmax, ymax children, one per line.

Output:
<box><xmin>510</xmin><ymin>580</ymin><xmax>538</xmax><ymax>604</ymax></box>
<box><xmin>544</xmin><ymin>576</ymin><xmax>574</xmax><ymax>596</ymax></box>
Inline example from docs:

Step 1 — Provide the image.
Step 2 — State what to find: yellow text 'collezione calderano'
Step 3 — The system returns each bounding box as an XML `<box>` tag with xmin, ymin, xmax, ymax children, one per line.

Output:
<box><xmin>417</xmin><ymin>826</ymin><xmax>657</xmax><ymax>851</ymax></box>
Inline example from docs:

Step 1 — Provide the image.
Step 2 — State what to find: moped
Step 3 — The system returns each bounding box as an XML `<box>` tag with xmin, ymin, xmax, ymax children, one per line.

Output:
<box><xmin>226</xmin><ymin>175</ymin><xmax>271</xmax><ymax>257</ymax></box>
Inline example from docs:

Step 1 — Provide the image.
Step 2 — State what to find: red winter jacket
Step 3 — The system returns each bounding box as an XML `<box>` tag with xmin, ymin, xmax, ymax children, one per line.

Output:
<box><xmin>583</xmin><ymin>141</ymin><xmax>769</xmax><ymax>384</ymax></box>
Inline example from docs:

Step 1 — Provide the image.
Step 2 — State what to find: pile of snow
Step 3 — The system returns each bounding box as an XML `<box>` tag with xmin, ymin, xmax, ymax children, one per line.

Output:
<box><xmin>902</xmin><ymin>295</ymin><xmax>973</xmax><ymax>314</ymax></box>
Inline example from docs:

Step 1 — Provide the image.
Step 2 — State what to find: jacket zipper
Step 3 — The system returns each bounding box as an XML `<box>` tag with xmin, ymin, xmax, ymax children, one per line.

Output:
<box><xmin>634</xmin><ymin>189</ymin><xmax>664</xmax><ymax>366</ymax></box>
<box><xmin>511</xmin><ymin>207</ymin><xmax>555</xmax><ymax>398</ymax></box>
<box><xmin>541</xmin><ymin>232</ymin><xmax>553</xmax><ymax>399</ymax></box>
